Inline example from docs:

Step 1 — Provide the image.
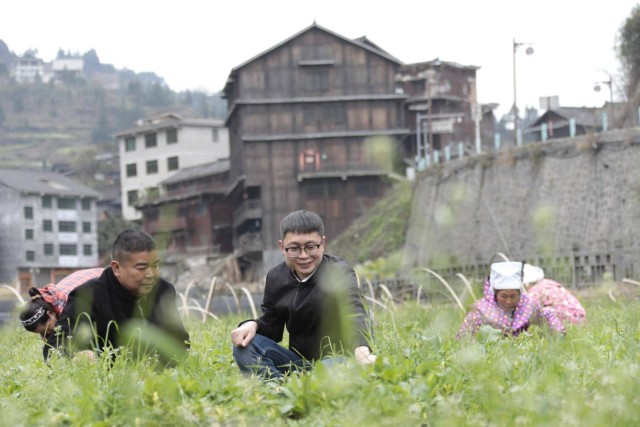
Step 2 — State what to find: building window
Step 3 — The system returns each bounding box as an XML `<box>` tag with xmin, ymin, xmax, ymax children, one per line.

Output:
<box><xmin>166</xmin><ymin>129</ymin><xmax>178</xmax><ymax>144</ymax></box>
<box><xmin>126</xmin><ymin>163</ymin><xmax>137</xmax><ymax>177</ymax></box>
<box><xmin>125</xmin><ymin>137</ymin><xmax>136</xmax><ymax>152</ymax></box>
<box><xmin>59</xmin><ymin>244</ymin><xmax>77</xmax><ymax>256</ymax></box>
<box><xmin>355</xmin><ymin>180</ymin><xmax>376</xmax><ymax>197</ymax></box>
<box><xmin>167</xmin><ymin>156</ymin><xmax>179</xmax><ymax>171</ymax></box>
<box><xmin>303</xmin><ymin>106</ymin><xmax>317</xmax><ymax>126</ymax></box>
<box><xmin>59</xmin><ymin>221</ymin><xmax>77</xmax><ymax>232</ymax></box>
<box><xmin>81</xmin><ymin>199</ymin><xmax>91</xmax><ymax>211</ymax></box>
<box><xmin>145</xmin><ymin>133</ymin><xmax>157</xmax><ymax>148</ymax></box>
<box><xmin>212</xmin><ymin>128</ymin><xmax>219</xmax><ymax>142</ymax></box>
<box><xmin>43</xmin><ymin>219</ymin><xmax>53</xmax><ymax>231</ymax></box>
<box><xmin>24</xmin><ymin>206</ymin><xmax>33</xmax><ymax>219</ymax></box>
<box><xmin>307</xmin><ymin>182</ymin><xmax>325</xmax><ymax>199</ymax></box>
<box><xmin>127</xmin><ymin>190</ymin><xmax>138</xmax><ymax>206</ymax></box>
<box><xmin>26</xmin><ymin>251</ymin><xmax>35</xmax><ymax>262</ymax></box>
<box><xmin>44</xmin><ymin>243</ymin><xmax>54</xmax><ymax>256</ymax></box>
<box><xmin>83</xmin><ymin>244</ymin><xmax>93</xmax><ymax>256</ymax></box>
<box><xmin>146</xmin><ymin>160</ymin><xmax>158</xmax><ymax>174</ymax></box>
<box><xmin>25</xmin><ymin>229</ymin><xmax>34</xmax><ymax>240</ymax></box>
<box><xmin>42</xmin><ymin>195</ymin><xmax>52</xmax><ymax>208</ymax></box>
<box><xmin>58</xmin><ymin>197</ymin><xmax>76</xmax><ymax>210</ymax></box>
<box><xmin>147</xmin><ymin>208</ymin><xmax>159</xmax><ymax>222</ymax></box>
<box><xmin>322</xmin><ymin>105</ymin><xmax>346</xmax><ymax>125</ymax></box>
<box><xmin>304</xmin><ymin>69</ymin><xmax>329</xmax><ymax>92</ymax></box>
<box><xmin>82</xmin><ymin>221</ymin><xmax>91</xmax><ymax>233</ymax></box>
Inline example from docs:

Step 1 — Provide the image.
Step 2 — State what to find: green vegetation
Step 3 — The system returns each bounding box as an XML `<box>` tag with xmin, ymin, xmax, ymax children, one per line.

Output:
<box><xmin>331</xmin><ymin>180</ymin><xmax>414</xmax><ymax>268</ymax></box>
<box><xmin>0</xmin><ymin>61</ymin><xmax>226</xmax><ymax>178</ymax></box>
<box><xmin>2</xmin><ymin>289</ymin><xmax>638</xmax><ymax>426</ymax></box>
<box><xmin>619</xmin><ymin>4</ymin><xmax>640</xmax><ymax>101</ymax></box>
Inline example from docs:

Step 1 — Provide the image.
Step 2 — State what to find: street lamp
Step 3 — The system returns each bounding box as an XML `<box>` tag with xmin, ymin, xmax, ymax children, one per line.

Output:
<box><xmin>594</xmin><ymin>75</ymin><xmax>614</xmax><ymax>129</ymax></box>
<box><xmin>512</xmin><ymin>38</ymin><xmax>534</xmax><ymax>146</ymax></box>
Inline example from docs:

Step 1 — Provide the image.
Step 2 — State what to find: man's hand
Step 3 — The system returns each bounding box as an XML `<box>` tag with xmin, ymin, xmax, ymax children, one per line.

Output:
<box><xmin>230</xmin><ymin>321</ymin><xmax>258</xmax><ymax>347</ymax></box>
<box><xmin>354</xmin><ymin>346</ymin><xmax>376</xmax><ymax>365</ymax></box>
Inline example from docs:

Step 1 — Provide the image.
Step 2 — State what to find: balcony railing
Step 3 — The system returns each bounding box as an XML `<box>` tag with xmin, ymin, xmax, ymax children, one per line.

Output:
<box><xmin>297</xmin><ymin>162</ymin><xmax>389</xmax><ymax>181</ymax></box>
<box><xmin>233</xmin><ymin>200</ymin><xmax>262</xmax><ymax>229</ymax></box>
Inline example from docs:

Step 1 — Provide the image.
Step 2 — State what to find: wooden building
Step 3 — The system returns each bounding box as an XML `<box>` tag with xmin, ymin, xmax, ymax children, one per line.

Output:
<box><xmin>527</xmin><ymin>104</ymin><xmax>632</xmax><ymax>141</ymax></box>
<box><xmin>136</xmin><ymin>159</ymin><xmax>235</xmax><ymax>259</ymax></box>
<box><xmin>223</xmin><ymin>23</ymin><xmax>409</xmax><ymax>272</ymax></box>
<box><xmin>396</xmin><ymin>59</ymin><xmax>496</xmax><ymax>159</ymax></box>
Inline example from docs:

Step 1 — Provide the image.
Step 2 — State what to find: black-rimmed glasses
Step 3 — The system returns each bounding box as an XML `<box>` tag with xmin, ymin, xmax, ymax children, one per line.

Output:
<box><xmin>284</xmin><ymin>243</ymin><xmax>321</xmax><ymax>258</ymax></box>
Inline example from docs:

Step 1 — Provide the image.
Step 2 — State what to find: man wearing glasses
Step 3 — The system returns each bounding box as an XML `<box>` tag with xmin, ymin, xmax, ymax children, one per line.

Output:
<box><xmin>231</xmin><ymin>209</ymin><xmax>376</xmax><ymax>380</ymax></box>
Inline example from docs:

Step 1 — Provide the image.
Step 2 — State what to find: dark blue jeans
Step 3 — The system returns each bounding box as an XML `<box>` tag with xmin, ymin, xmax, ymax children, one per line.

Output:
<box><xmin>232</xmin><ymin>334</ymin><xmax>312</xmax><ymax>379</ymax></box>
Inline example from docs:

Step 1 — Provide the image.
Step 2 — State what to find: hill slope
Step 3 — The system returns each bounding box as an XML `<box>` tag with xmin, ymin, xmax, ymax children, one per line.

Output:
<box><xmin>330</xmin><ymin>180</ymin><xmax>414</xmax><ymax>266</ymax></box>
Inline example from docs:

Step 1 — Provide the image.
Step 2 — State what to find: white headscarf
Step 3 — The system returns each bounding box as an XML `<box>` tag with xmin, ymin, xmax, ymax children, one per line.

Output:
<box><xmin>522</xmin><ymin>264</ymin><xmax>545</xmax><ymax>285</ymax></box>
<box><xmin>490</xmin><ymin>261</ymin><xmax>524</xmax><ymax>293</ymax></box>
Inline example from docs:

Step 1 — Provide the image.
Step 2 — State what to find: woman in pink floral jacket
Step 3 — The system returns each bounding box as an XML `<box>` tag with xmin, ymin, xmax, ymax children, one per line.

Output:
<box><xmin>526</xmin><ymin>279</ymin><xmax>586</xmax><ymax>326</ymax></box>
<box><xmin>457</xmin><ymin>262</ymin><xmax>566</xmax><ymax>339</ymax></box>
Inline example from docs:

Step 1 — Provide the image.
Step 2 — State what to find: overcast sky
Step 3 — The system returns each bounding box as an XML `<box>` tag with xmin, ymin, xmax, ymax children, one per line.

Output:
<box><xmin>1</xmin><ymin>1</ymin><xmax>638</xmax><ymax>117</ymax></box>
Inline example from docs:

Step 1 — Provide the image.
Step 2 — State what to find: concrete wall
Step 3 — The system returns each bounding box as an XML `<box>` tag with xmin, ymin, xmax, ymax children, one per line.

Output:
<box><xmin>0</xmin><ymin>185</ymin><xmax>22</xmax><ymax>283</ymax></box>
<box><xmin>119</xmin><ymin>124</ymin><xmax>229</xmax><ymax>220</ymax></box>
<box><xmin>403</xmin><ymin>128</ymin><xmax>640</xmax><ymax>285</ymax></box>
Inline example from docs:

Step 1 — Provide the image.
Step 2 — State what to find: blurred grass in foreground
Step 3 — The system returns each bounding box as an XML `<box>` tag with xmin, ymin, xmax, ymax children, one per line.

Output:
<box><xmin>0</xmin><ymin>289</ymin><xmax>639</xmax><ymax>426</ymax></box>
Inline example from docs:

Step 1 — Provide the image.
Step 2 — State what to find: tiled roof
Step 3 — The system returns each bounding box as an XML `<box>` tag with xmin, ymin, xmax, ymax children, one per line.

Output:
<box><xmin>114</xmin><ymin>116</ymin><xmax>224</xmax><ymax>137</ymax></box>
<box><xmin>0</xmin><ymin>168</ymin><xmax>101</xmax><ymax>198</ymax></box>
<box><xmin>531</xmin><ymin>107</ymin><xmax>601</xmax><ymax>128</ymax></box>
<box><xmin>225</xmin><ymin>22</ymin><xmax>403</xmax><ymax>89</ymax></box>
<box><xmin>161</xmin><ymin>159</ymin><xmax>230</xmax><ymax>185</ymax></box>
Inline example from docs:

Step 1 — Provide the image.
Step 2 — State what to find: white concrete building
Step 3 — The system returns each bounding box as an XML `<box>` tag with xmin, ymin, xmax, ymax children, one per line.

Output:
<box><xmin>52</xmin><ymin>57</ymin><xmax>84</xmax><ymax>78</ymax></box>
<box><xmin>11</xmin><ymin>54</ymin><xmax>50</xmax><ymax>83</ymax></box>
<box><xmin>0</xmin><ymin>168</ymin><xmax>101</xmax><ymax>290</ymax></box>
<box><xmin>116</xmin><ymin>113</ymin><xmax>230</xmax><ymax>220</ymax></box>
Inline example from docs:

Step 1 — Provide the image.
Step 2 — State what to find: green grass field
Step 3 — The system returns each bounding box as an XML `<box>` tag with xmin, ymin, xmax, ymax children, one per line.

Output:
<box><xmin>1</xmin><ymin>288</ymin><xmax>639</xmax><ymax>426</ymax></box>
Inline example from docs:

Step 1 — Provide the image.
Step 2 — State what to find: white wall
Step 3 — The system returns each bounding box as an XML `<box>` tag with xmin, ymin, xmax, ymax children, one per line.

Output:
<box><xmin>119</xmin><ymin>123</ymin><xmax>230</xmax><ymax>220</ymax></box>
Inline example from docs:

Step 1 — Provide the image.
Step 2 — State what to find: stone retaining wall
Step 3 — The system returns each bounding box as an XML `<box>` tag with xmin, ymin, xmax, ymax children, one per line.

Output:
<box><xmin>403</xmin><ymin>128</ymin><xmax>640</xmax><ymax>286</ymax></box>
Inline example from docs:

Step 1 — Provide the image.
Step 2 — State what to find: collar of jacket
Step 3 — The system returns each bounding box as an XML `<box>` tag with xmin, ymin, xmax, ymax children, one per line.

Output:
<box><xmin>289</xmin><ymin>255</ymin><xmax>326</xmax><ymax>283</ymax></box>
<box><xmin>105</xmin><ymin>266</ymin><xmax>141</xmax><ymax>302</ymax></box>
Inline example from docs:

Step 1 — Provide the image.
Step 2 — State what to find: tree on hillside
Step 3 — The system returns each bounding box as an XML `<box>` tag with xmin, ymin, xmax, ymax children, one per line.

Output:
<box><xmin>83</xmin><ymin>49</ymin><xmax>115</xmax><ymax>75</ymax></box>
<box><xmin>0</xmin><ymin>39</ymin><xmax>15</xmax><ymax>68</ymax></box>
<box><xmin>618</xmin><ymin>5</ymin><xmax>640</xmax><ymax>103</ymax></box>
<box><xmin>98</xmin><ymin>215</ymin><xmax>137</xmax><ymax>262</ymax></box>
<box><xmin>91</xmin><ymin>110</ymin><xmax>111</xmax><ymax>143</ymax></box>
<box><xmin>10</xmin><ymin>87</ymin><xmax>25</xmax><ymax>112</ymax></box>
<box><xmin>127</xmin><ymin>80</ymin><xmax>145</xmax><ymax>104</ymax></box>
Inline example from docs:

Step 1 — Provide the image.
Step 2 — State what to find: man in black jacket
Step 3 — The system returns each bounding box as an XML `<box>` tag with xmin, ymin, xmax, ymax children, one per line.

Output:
<box><xmin>231</xmin><ymin>210</ymin><xmax>375</xmax><ymax>379</ymax></box>
<box><xmin>45</xmin><ymin>230</ymin><xmax>189</xmax><ymax>366</ymax></box>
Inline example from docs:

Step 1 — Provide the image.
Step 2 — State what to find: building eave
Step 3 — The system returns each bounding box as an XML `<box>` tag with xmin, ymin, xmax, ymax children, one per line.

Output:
<box><xmin>242</xmin><ymin>129</ymin><xmax>410</xmax><ymax>142</ymax></box>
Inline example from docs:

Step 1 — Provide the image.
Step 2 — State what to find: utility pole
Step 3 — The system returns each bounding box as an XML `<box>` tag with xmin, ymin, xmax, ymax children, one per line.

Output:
<box><xmin>512</xmin><ymin>38</ymin><xmax>534</xmax><ymax>146</ymax></box>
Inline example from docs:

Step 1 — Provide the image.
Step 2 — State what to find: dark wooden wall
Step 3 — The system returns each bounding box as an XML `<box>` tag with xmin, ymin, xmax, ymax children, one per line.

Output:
<box><xmin>226</xmin><ymin>26</ymin><xmax>404</xmax><ymax>247</ymax></box>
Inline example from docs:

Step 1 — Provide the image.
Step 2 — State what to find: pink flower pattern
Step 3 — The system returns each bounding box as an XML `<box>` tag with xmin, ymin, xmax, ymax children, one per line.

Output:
<box><xmin>526</xmin><ymin>279</ymin><xmax>586</xmax><ymax>325</ymax></box>
<box><xmin>457</xmin><ymin>277</ymin><xmax>566</xmax><ymax>339</ymax></box>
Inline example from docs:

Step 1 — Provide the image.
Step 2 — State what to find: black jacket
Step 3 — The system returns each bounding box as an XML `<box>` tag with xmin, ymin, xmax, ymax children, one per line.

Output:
<box><xmin>44</xmin><ymin>267</ymin><xmax>189</xmax><ymax>363</ymax></box>
<box><xmin>253</xmin><ymin>254</ymin><xmax>371</xmax><ymax>361</ymax></box>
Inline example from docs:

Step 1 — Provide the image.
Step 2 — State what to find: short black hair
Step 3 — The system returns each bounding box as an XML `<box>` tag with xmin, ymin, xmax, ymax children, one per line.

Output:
<box><xmin>112</xmin><ymin>229</ymin><xmax>156</xmax><ymax>262</ymax></box>
<box><xmin>280</xmin><ymin>210</ymin><xmax>324</xmax><ymax>240</ymax></box>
